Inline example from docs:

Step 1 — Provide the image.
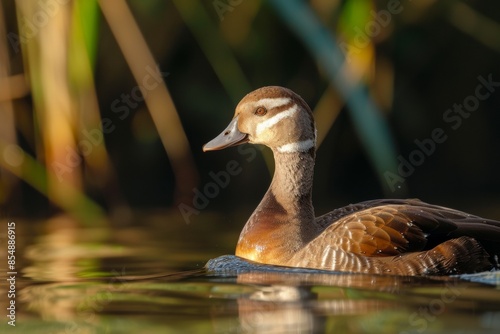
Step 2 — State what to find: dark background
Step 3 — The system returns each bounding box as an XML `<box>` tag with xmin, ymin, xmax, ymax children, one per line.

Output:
<box><xmin>2</xmin><ymin>0</ymin><xmax>500</xmax><ymax>223</ymax></box>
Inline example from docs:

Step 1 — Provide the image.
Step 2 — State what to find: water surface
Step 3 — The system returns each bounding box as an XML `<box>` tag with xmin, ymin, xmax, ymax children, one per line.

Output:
<box><xmin>2</xmin><ymin>212</ymin><xmax>500</xmax><ymax>333</ymax></box>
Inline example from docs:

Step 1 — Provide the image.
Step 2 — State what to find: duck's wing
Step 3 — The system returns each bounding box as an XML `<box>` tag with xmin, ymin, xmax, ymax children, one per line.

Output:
<box><xmin>315</xmin><ymin>199</ymin><xmax>500</xmax><ymax>257</ymax></box>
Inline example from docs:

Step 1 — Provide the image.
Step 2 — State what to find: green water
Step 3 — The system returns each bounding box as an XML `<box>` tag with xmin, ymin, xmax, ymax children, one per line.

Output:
<box><xmin>2</xmin><ymin>212</ymin><xmax>500</xmax><ymax>334</ymax></box>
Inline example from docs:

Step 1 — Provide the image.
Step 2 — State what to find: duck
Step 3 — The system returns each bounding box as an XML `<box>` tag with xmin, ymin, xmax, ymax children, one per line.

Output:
<box><xmin>203</xmin><ymin>86</ymin><xmax>500</xmax><ymax>276</ymax></box>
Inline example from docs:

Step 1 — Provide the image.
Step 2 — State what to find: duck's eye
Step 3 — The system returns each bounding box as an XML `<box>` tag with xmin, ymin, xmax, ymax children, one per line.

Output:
<box><xmin>254</xmin><ymin>107</ymin><xmax>267</xmax><ymax>116</ymax></box>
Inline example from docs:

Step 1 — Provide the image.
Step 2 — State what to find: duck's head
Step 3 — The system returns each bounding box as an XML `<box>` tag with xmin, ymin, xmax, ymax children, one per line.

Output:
<box><xmin>203</xmin><ymin>86</ymin><xmax>316</xmax><ymax>153</ymax></box>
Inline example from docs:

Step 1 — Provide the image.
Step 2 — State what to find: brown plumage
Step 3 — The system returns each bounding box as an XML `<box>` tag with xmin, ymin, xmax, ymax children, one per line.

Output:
<box><xmin>203</xmin><ymin>86</ymin><xmax>500</xmax><ymax>276</ymax></box>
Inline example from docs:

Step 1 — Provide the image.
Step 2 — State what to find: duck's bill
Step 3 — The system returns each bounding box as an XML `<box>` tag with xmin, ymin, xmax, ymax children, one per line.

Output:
<box><xmin>203</xmin><ymin>117</ymin><xmax>249</xmax><ymax>152</ymax></box>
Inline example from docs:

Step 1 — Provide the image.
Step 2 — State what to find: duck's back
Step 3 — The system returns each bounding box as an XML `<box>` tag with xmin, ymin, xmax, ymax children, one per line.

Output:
<box><xmin>289</xmin><ymin>198</ymin><xmax>500</xmax><ymax>275</ymax></box>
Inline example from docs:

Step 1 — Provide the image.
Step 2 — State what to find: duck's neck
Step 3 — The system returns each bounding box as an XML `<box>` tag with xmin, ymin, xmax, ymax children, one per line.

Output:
<box><xmin>268</xmin><ymin>149</ymin><xmax>316</xmax><ymax>221</ymax></box>
<box><xmin>235</xmin><ymin>148</ymin><xmax>318</xmax><ymax>264</ymax></box>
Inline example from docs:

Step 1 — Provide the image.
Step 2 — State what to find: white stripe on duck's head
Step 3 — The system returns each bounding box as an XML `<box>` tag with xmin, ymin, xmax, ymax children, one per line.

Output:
<box><xmin>203</xmin><ymin>86</ymin><xmax>316</xmax><ymax>153</ymax></box>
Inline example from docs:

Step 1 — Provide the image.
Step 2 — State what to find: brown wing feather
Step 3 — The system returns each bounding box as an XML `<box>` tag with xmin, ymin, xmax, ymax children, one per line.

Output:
<box><xmin>286</xmin><ymin>199</ymin><xmax>500</xmax><ymax>274</ymax></box>
<box><xmin>315</xmin><ymin>198</ymin><xmax>500</xmax><ymax>258</ymax></box>
<box><xmin>322</xmin><ymin>206</ymin><xmax>429</xmax><ymax>256</ymax></box>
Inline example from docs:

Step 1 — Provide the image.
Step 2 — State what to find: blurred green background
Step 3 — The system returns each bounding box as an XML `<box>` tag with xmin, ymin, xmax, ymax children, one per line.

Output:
<box><xmin>1</xmin><ymin>0</ymin><xmax>500</xmax><ymax>226</ymax></box>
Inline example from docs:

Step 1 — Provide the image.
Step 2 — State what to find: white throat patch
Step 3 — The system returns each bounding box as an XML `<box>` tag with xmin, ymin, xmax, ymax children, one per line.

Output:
<box><xmin>277</xmin><ymin>138</ymin><xmax>316</xmax><ymax>153</ymax></box>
